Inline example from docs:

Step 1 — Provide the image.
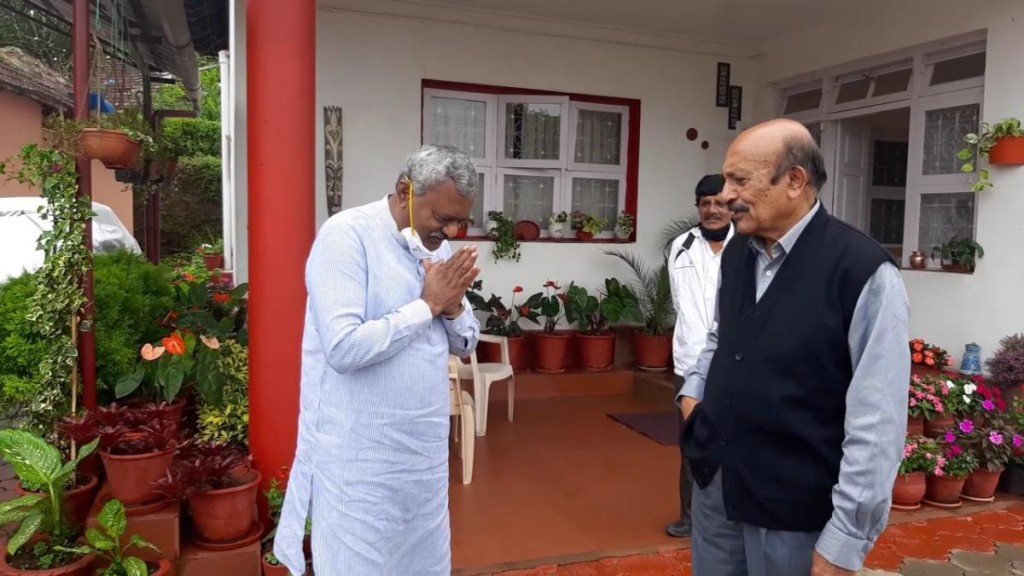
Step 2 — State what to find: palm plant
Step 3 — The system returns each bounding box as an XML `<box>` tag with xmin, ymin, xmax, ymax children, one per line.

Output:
<box><xmin>603</xmin><ymin>250</ymin><xmax>675</xmax><ymax>336</ymax></box>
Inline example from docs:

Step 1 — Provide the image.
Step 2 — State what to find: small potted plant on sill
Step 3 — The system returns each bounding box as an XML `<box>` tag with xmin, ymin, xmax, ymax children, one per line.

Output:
<box><xmin>563</xmin><ymin>279</ymin><xmax>642</xmax><ymax>371</ymax></box>
<box><xmin>893</xmin><ymin>435</ymin><xmax>940</xmax><ymax>509</ymax></box>
<box><xmin>56</xmin><ymin>499</ymin><xmax>172</xmax><ymax>575</ymax></box>
<box><xmin>604</xmin><ymin>250</ymin><xmax>675</xmax><ymax>371</ymax></box>
<box><xmin>548</xmin><ymin>212</ymin><xmax>568</xmax><ymax>239</ymax></box>
<box><xmin>454</xmin><ymin>218</ymin><xmax>474</xmax><ymax>240</ymax></box>
<box><xmin>614</xmin><ymin>211</ymin><xmax>634</xmax><ymax>241</ymax></box>
<box><xmin>464</xmin><ymin>281</ymin><xmax>541</xmax><ymax>370</ymax></box>
<box><xmin>486</xmin><ymin>212</ymin><xmax>520</xmax><ymax>262</ymax></box>
<box><xmin>0</xmin><ymin>431</ymin><xmax>100</xmax><ymax>575</ymax></box>
<box><xmin>926</xmin><ymin>428</ymin><xmax>978</xmax><ymax>505</ymax></box>
<box><xmin>198</xmin><ymin>240</ymin><xmax>225</xmax><ymax>271</ymax></box>
<box><xmin>985</xmin><ymin>334</ymin><xmax>1024</xmax><ymax>401</ymax></box>
<box><xmin>153</xmin><ymin>442</ymin><xmax>260</xmax><ymax>549</ymax></box>
<box><xmin>959</xmin><ymin>117</ymin><xmax>1024</xmax><ymax>191</ymax></box>
<box><xmin>533</xmin><ymin>281</ymin><xmax>569</xmax><ymax>374</ymax></box>
<box><xmin>575</xmin><ymin>213</ymin><xmax>607</xmax><ymax>242</ymax></box>
<box><xmin>939</xmin><ymin>236</ymin><xmax>983</xmax><ymax>273</ymax></box>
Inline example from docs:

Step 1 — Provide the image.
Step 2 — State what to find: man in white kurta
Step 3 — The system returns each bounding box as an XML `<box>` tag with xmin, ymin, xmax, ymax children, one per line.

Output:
<box><xmin>274</xmin><ymin>145</ymin><xmax>481</xmax><ymax>575</ymax></box>
<box><xmin>664</xmin><ymin>174</ymin><xmax>733</xmax><ymax>538</ymax></box>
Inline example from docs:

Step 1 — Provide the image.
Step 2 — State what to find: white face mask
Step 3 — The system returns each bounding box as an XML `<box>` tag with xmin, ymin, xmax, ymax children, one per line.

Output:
<box><xmin>401</xmin><ymin>178</ymin><xmax>444</xmax><ymax>263</ymax></box>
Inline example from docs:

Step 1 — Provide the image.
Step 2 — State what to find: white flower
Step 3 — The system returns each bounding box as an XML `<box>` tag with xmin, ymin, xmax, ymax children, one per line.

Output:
<box><xmin>944</xmin><ymin>380</ymin><xmax>955</xmax><ymax>390</ymax></box>
<box><xmin>963</xmin><ymin>394</ymin><xmax>972</xmax><ymax>404</ymax></box>
<box><xmin>964</xmin><ymin>383</ymin><xmax>977</xmax><ymax>395</ymax></box>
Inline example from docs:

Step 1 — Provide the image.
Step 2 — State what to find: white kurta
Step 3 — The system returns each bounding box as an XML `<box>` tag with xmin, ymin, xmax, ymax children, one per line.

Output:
<box><xmin>274</xmin><ymin>196</ymin><xmax>480</xmax><ymax>575</ymax></box>
<box><xmin>668</xmin><ymin>225</ymin><xmax>734</xmax><ymax>376</ymax></box>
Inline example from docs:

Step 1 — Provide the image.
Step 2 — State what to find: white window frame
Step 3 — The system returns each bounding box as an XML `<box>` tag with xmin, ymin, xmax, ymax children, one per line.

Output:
<box><xmin>422</xmin><ymin>88</ymin><xmax>497</xmax><ymax>166</ymax></box>
<box><xmin>563</xmin><ymin>172</ymin><xmax>626</xmax><ymax>240</ymax></box>
<box><xmin>566</xmin><ymin>102</ymin><xmax>629</xmax><ymax>173</ymax></box>
<box><xmin>496</xmin><ymin>168</ymin><xmax>563</xmax><ymax>233</ymax></box>
<box><xmin>496</xmin><ymin>95</ymin><xmax>570</xmax><ymax>170</ymax></box>
<box><xmin>779</xmin><ymin>81</ymin><xmax>825</xmax><ymax>118</ymax></box>
<box><xmin>918</xmin><ymin>41</ymin><xmax>986</xmax><ymax>98</ymax></box>
<box><xmin>901</xmin><ymin>87</ymin><xmax>983</xmax><ymax>262</ymax></box>
<box><xmin>829</xmin><ymin>59</ymin><xmax>915</xmax><ymax>114</ymax></box>
<box><xmin>468</xmin><ymin>166</ymin><xmax>495</xmax><ymax>237</ymax></box>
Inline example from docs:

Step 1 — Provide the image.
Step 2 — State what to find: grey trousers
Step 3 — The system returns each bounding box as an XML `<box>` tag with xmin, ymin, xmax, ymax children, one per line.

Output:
<box><xmin>691</xmin><ymin>471</ymin><xmax>820</xmax><ymax>576</ymax></box>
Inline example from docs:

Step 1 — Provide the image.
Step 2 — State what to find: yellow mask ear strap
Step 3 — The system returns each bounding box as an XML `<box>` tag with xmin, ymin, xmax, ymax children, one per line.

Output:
<box><xmin>406</xmin><ymin>177</ymin><xmax>416</xmax><ymax>234</ymax></box>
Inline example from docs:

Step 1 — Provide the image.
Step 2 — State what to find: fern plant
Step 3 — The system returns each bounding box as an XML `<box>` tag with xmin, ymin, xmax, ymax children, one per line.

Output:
<box><xmin>603</xmin><ymin>250</ymin><xmax>675</xmax><ymax>336</ymax></box>
<box><xmin>0</xmin><ymin>431</ymin><xmax>99</xmax><ymax>555</ymax></box>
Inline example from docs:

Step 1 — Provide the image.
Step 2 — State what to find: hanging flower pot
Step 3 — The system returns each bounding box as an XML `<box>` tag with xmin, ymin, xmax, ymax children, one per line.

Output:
<box><xmin>988</xmin><ymin>135</ymin><xmax>1024</xmax><ymax>165</ymax></box>
<box><xmin>633</xmin><ymin>332</ymin><xmax>672</xmax><ymax>372</ymax></box>
<box><xmin>962</xmin><ymin>466</ymin><xmax>1005</xmax><ymax>500</ymax></box>
<box><xmin>534</xmin><ymin>333</ymin><xmax>569</xmax><ymax>374</ymax></box>
<box><xmin>892</xmin><ymin>472</ymin><xmax>927</xmax><ymax>508</ymax></box>
<box><xmin>925</xmin><ymin>474</ymin><xmax>967</xmax><ymax>505</ymax></box>
<box><xmin>78</xmin><ymin>128</ymin><xmax>141</xmax><ymax>170</ymax></box>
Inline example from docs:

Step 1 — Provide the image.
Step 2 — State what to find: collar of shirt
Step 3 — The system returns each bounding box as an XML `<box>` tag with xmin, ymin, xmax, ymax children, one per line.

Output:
<box><xmin>377</xmin><ymin>194</ymin><xmax>406</xmax><ymax>247</ymax></box>
<box><xmin>748</xmin><ymin>200</ymin><xmax>821</xmax><ymax>259</ymax></box>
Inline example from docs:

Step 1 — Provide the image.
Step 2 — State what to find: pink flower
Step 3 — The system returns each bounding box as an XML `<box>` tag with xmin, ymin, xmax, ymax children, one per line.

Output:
<box><xmin>959</xmin><ymin>420</ymin><xmax>974</xmax><ymax>434</ymax></box>
<box><xmin>949</xmin><ymin>445</ymin><xmax>963</xmax><ymax>457</ymax></box>
<box><xmin>944</xmin><ymin>431</ymin><xmax>956</xmax><ymax>443</ymax></box>
<box><xmin>1015</xmin><ymin>435</ymin><xmax>1024</xmax><ymax>449</ymax></box>
<box><xmin>982</xmin><ymin>399</ymin><xmax>995</xmax><ymax>411</ymax></box>
<box><xmin>909</xmin><ymin>398</ymin><xmax>919</xmax><ymax>407</ymax></box>
<box><xmin>990</xmin><ymin>431</ymin><xmax>1004</xmax><ymax>445</ymax></box>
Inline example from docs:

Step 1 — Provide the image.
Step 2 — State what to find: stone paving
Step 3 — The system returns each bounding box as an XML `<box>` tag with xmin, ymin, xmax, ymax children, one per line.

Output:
<box><xmin>492</xmin><ymin>505</ymin><xmax>1024</xmax><ymax>575</ymax></box>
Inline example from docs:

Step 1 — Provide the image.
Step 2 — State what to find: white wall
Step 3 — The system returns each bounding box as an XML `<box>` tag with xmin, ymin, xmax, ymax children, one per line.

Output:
<box><xmin>315</xmin><ymin>5</ymin><xmax>756</xmax><ymax>308</ymax></box>
<box><xmin>758</xmin><ymin>0</ymin><xmax>1024</xmax><ymax>366</ymax></box>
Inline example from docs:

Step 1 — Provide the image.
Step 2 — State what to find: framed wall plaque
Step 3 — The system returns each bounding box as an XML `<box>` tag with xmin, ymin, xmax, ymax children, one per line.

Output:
<box><xmin>324</xmin><ymin>106</ymin><xmax>344</xmax><ymax>216</ymax></box>
<box><xmin>728</xmin><ymin>85</ymin><xmax>743</xmax><ymax>130</ymax></box>
<box><xmin>716</xmin><ymin>62</ymin><xmax>731</xmax><ymax>107</ymax></box>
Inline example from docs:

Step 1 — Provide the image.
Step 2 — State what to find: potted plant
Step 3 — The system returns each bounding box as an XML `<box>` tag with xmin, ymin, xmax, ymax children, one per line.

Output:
<box><xmin>198</xmin><ymin>240</ymin><xmax>225</xmax><ymax>271</ymax></box>
<box><xmin>926</xmin><ymin>428</ymin><xmax>978</xmax><ymax>505</ymax></box>
<box><xmin>548</xmin><ymin>212</ymin><xmax>568</xmax><ymax>239</ymax></box>
<box><xmin>563</xmin><ymin>279</ymin><xmax>642</xmax><ymax>371</ymax></box>
<box><xmin>573</xmin><ymin>212</ymin><xmax>607</xmax><ymax>242</ymax></box>
<box><xmin>154</xmin><ymin>442</ymin><xmax>260</xmax><ymax>548</ymax></box>
<box><xmin>1001</xmin><ymin>397</ymin><xmax>1024</xmax><ymax>495</ymax></box>
<box><xmin>960</xmin><ymin>419</ymin><xmax>1020</xmax><ymax>501</ymax></box>
<box><xmin>909</xmin><ymin>338</ymin><xmax>954</xmax><ymax>375</ymax></box>
<box><xmin>614</xmin><ymin>211</ymin><xmax>634</xmax><ymax>241</ymax></box>
<box><xmin>454</xmin><ymin>218</ymin><xmax>473</xmax><ymax>239</ymax></box>
<box><xmin>115</xmin><ymin>331</ymin><xmax>227</xmax><ymax>414</ymax></box>
<box><xmin>465</xmin><ymin>281</ymin><xmax>541</xmax><ymax>370</ymax></box>
<box><xmin>56</xmin><ymin>499</ymin><xmax>172</xmax><ymax>575</ymax></box>
<box><xmin>533</xmin><ymin>281</ymin><xmax>569</xmax><ymax>373</ymax></box>
<box><xmin>893</xmin><ymin>435</ymin><xmax>939</xmax><ymax>509</ymax></box>
<box><xmin>604</xmin><ymin>250</ymin><xmax>675</xmax><ymax>371</ymax></box>
<box><xmin>486</xmin><ymin>212</ymin><xmax>521</xmax><ymax>262</ymax></box>
<box><xmin>986</xmin><ymin>333</ymin><xmax>1024</xmax><ymax>400</ymax></box>
<box><xmin>911</xmin><ymin>374</ymin><xmax>956</xmax><ymax>437</ymax></box>
<box><xmin>939</xmin><ymin>236</ymin><xmax>983</xmax><ymax>273</ymax></box>
<box><xmin>959</xmin><ymin>117</ymin><xmax>1024</xmax><ymax>191</ymax></box>
<box><xmin>261</xmin><ymin>474</ymin><xmax>312</xmax><ymax>575</ymax></box>
<box><xmin>0</xmin><ymin>431</ymin><xmax>99</xmax><ymax>574</ymax></box>
<box><xmin>59</xmin><ymin>405</ymin><xmax>179</xmax><ymax>508</ymax></box>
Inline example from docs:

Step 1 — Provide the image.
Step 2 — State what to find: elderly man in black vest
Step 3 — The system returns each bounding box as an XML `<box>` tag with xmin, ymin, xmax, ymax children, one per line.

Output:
<box><xmin>677</xmin><ymin>119</ymin><xmax>910</xmax><ymax>576</ymax></box>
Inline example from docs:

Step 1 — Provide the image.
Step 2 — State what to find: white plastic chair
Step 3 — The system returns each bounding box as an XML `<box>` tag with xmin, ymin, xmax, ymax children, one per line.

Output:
<box><xmin>449</xmin><ymin>356</ymin><xmax>475</xmax><ymax>484</ymax></box>
<box><xmin>457</xmin><ymin>334</ymin><xmax>515</xmax><ymax>436</ymax></box>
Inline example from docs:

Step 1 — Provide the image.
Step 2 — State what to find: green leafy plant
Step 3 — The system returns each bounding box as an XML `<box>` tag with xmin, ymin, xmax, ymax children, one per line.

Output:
<box><xmin>580</xmin><ymin>214</ymin><xmax>607</xmax><ymax>236</ymax></box>
<box><xmin>115</xmin><ymin>331</ymin><xmax>226</xmax><ymax>406</ymax></box>
<box><xmin>465</xmin><ymin>281</ymin><xmax>541</xmax><ymax>337</ymax></box>
<box><xmin>196</xmin><ymin>339</ymin><xmax>250</xmax><ymax>447</ymax></box>
<box><xmin>603</xmin><ymin>251</ymin><xmax>675</xmax><ymax>336</ymax></box>
<box><xmin>563</xmin><ymin>279</ymin><xmax>642</xmax><ymax>335</ymax></box>
<box><xmin>0</xmin><ymin>272</ymin><xmax>46</xmax><ymax>422</ymax></box>
<box><xmin>549</xmin><ymin>211</ymin><xmax>568</xmax><ymax>224</ymax></box>
<box><xmin>940</xmin><ymin>236</ymin><xmax>984</xmax><ymax>271</ymax></box>
<box><xmin>0</xmin><ymin>143</ymin><xmax>93</xmax><ymax>431</ymax></box>
<box><xmin>536</xmin><ymin>281</ymin><xmax>566</xmax><ymax>334</ymax></box>
<box><xmin>0</xmin><ymin>431</ymin><xmax>99</xmax><ymax>555</ymax></box>
<box><xmin>55</xmin><ymin>499</ymin><xmax>161</xmax><ymax>576</ymax></box>
<box><xmin>487</xmin><ymin>211</ymin><xmax>521</xmax><ymax>262</ymax></box>
<box><xmin>614</xmin><ymin>211</ymin><xmax>635</xmax><ymax>238</ymax></box>
<box><xmin>959</xmin><ymin>118</ymin><xmax>1024</xmax><ymax>192</ymax></box>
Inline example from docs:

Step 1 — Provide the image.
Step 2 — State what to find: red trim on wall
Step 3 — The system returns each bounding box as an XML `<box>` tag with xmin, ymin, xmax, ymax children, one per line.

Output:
<box><xmin>421</xmin><ymin>79</ymin><xmax>641</xmax><ymax>238</ymax></box>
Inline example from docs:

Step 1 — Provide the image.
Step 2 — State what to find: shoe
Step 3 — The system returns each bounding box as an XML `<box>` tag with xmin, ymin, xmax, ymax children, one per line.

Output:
<box><xmin>665</xmin><ymin>519</ymin><xmax>692</xmax><ymax>538</ymax></box>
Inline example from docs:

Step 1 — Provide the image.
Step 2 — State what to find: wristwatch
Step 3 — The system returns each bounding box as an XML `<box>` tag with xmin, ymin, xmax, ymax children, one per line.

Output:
<box><xmin>442</xmin><ymin>302</ymin><xmax>465</xmax><ymax>321</ymax></box>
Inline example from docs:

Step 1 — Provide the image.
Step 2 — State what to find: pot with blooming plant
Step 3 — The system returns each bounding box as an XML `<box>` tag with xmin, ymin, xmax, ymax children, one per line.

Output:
<box><xmin>464</xmin><ymin>281</ymin><xmax>541</xmax><ymax>370</ymax></box>
<box><xmin>958</xmin><ymin>118</ymin><xmax>1024</xmax><ymax>191</ymax></box>
<box><xmin>533</xmin><ymin>281</ymin><xmax>569</xmax><ymax>373</ymax></box>
<box><xmin>925</xmin><ymin>426</ymin><xmax>979</xmax><ymax>506</ymax></box>
<box><xmin>909</xmin><ymin>338</ymin><xmax>954</xmax><ymax>376</ymax></box>
<box><xmin>199</xmin><ymin>240</ymin><xmax>225</xmax><ymax>271</ymax></box>
<box><xmin>986</xmin><ymin>333</ymin><xmax>1024</xmax><ymax>402</ymax></box>
<box><xmin>614</xmin><ymin>211</ymin><xmax>634</xmax><ymax>241</ymax></box>
<box><xmin>960</xmin><ymin>418</ymin><xmax>1021</xmax><ymax>501</ymax></box>
<box><xmin>548</xmin><ymin>212</ymin><xmax>568</xmax><ymax>239</ymax></box>
<box><xmin>911</xmin><ymin>375</ymin><xmax>955</xmax><ymax>437</ymax></box>
<box><xmin>893</xmin><ymin>436</ymin><xmax>940</xmax><ymax>509</ymax></box>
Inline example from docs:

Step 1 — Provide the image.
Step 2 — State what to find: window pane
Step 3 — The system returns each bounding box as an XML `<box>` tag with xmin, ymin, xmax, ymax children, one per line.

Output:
<box><xmin>430</xmin><ymin>97</ymin><xmax>486</xmax><ymax>159</ymax></box>
<box><xmin>872</xmin><ymin>68</ymin><xmax>913</xmax><ymax>97</ymax></box>
<box><xmin>922</xmin><ymin>104</ymin><xmax>979</xmax><ymax>175</ymax></box>
<box><xmin>570</xmin><ymin>178</ymin><xmax>619</xmax><ymax>232</ymax></box>
<box><xmin>503</xmin><ymin>174</ymin><xmax>554</xmax><ymax>226</ymax></box>
<box><xmin>917</xmin><ymin>192</ymin><xmax>975</xmax><ymax>253</ymax></box>
<box><xmin>930</xmin><ymin>52</ymin><xmax>986</xmax><ymax>86</ymax></box>
<box><xmin>574</xmin><ymin>109</ymin><xmax>622</xmax><ymax>165</ymax></box>
<box><xmin>872</xmin><ymin>141</ymin><xmax>908</xmax><ymax>187</ymax></box>
<box><xmin>471</xmin><ymin>172</ymin><xmax>485</xmax><ymax>229</ymax></box>
<box><xmin>836</xmin><ymin>78</ymin><xmax>871</xmax><ymax>104</ymax></box>
<box><xmin>784</xmin><ymin>89</ymin><xmax>822</xmax><ymax>114</ymax></box>
<box><xmin>504</xmin><ymin>103</ymin><xmax>561</xmax><ymax>161</ymax></box>
<box><xmin>869</xmin><ymin>198</ymin><xmax>905</xmax><ymax>245</ymax></box>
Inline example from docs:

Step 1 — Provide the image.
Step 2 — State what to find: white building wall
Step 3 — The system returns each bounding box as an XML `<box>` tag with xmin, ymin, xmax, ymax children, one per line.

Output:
<box><xmin>757</xmin><ymin>0</ymin><xmax>1024</xmax><ymax>365</ymax></box>
<box><xmin>314</xmin><ymin>5</ymin><xmax>757</xmax><ymax>310</ymax></box>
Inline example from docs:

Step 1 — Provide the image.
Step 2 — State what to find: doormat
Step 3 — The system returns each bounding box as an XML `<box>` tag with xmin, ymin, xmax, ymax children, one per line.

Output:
<box><xmin>607</xmin><ymin>411</ymin><xmax>679</xmax><ymax>447</ymax></box>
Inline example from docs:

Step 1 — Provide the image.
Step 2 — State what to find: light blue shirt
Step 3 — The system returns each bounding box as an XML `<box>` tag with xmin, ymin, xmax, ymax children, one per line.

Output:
<box><xmin>677</xmin><ymin>201</ymin><xmax>911</xmax><ymax>571</ymax></box>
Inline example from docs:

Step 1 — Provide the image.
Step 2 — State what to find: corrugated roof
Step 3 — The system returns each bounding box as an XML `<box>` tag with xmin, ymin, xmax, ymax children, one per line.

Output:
<box><xmin>0</xmin><ymin>46</ymin><xmax>72</xmax><ymax>111</ymax></box>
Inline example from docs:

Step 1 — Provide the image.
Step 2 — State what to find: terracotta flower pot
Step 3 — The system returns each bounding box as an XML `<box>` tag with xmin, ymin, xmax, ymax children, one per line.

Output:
<box><xmin>15</xmin><ymin>473</ymin><xmax>98</xmax><ymax>531</ymax></box>
<box><xmin>188</xmin><ymin>470</ymin><xmax>262</xmax><ymax>545</ymax></box>
<box><xmin>576</xmin><ymin>231</ymin><xmax>594</xmax><ymax>242</ymax></box>
<box><xmin>989</xmin><ymin>135</ymin><xmax>1024</xmax><ymax>165</ymax></box>
<box><xmin>577</xmin><ymin>333</ymin><xmax>615</xmax><ymax>372</ymax></box>
<box><xmin>262</xmin><ymin>554</ymin><xmax>291</xmax><ymax>576</ymax></box>
<box><xmin>633</xmin><ymin>332</ymin><xmax>672</xmax><ymax>371</ymax></box>
<box><xmin>892</xmin><ymin>472</ymin><xmax>926</xmax><ymax>506</ymax></box>
<box><xmin>203</xmin><ymin>254</ymin><xmax>225</xmax><ymax>271</ymax></box>
<box><xmin>923</xmin><ymin>414</ymin><xmax>955</xmax><ymax>437</ymax></box>
<box><xmin>963</xmin><ymin>466</ymin><xmax>1005</xmax><ymax>500</ymax></box>
<box><xmin>906</xmin><ymin>416</ymin><xmax>924</xmax><ymax>437</ymax></box>
<box><xmin>534</xmin><ymin>333</ymin><xmax>569</xmax><ymax>373</ymax></box>
<box><xmin>100</xmin><ymin>447</ymin><xmax>176</xmax><ymax>506</ymax></box>
<box><xmin>77</xmin><ymin>128</ymin><xmax>141</xmax><ymax>170</ymax></box>
<box><xmin>925</xmin><ymin>474</ymin><xmax>967</xmax><ymax>504</ymax></box>
<box><xmin>91</xmin><ymin>558</ymin><xmax>173</xmax><ymax>575</ymax></box>
<box><xmin>0</xmin><ymin>536</ymin><xmax>95</xmax><ymax>576</ymax></box>
<box><xmin>505</xmin><ymin>335</ymin><xmax>528</xmax><ymax>372</ymax></box>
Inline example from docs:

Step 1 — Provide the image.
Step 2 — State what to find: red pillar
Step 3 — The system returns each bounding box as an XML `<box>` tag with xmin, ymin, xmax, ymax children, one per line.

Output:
<box><xmin>73</xmin><ymin>0</ymin><xmax>97</xmax><ymax>411</ymax></box>
<box><xmin>247</xmin><ymin>0</ymin><xmax>316</xmax><ymax>487</ymax></box>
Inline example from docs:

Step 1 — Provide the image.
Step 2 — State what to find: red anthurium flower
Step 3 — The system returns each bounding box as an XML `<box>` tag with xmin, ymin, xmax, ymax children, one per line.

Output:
<box><xmin>212</xmin><ymin>292</ymin><xmax>232</xmax><ymax>304</ymax></box>
<box><xmin>513</xmin><ymin>286</ymin><xmax>523</xmax><ymax>293</ymax></box>
<box><xmin>183</xmin><ymin>273</ymin><xmax>195</xmax><ymax>282</ymax></box>
<box><xmin>163</xmin><ymin>334</ymin><xmax>186</xmax><ymax>355</ymax></box>
<box><xmin>519</xmin><ymin>306</ymin><xmax>531</xmax><ymax>315</ymax></box>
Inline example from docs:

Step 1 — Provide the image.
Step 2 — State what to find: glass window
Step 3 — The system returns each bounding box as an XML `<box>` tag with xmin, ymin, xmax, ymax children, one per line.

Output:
<box><xmin>836</xmin><ymin>78</ymin><xmax>871</xmax><ymax>104</ymax></box>
<box><xmin>922</xmin><ymin>104</ymin><xmax>979</xmax><ymax>175</ymax></box>
<box><xmin>869</xmin><ymin>198</ymin><xmax>905</xmax><ymax>245</ymax></box>
<box><xmin>930</xmin><ymin>52</ymin><xmax>986</xmax><ymax>86</ymax></box>
<box><xmin>872</xmin><ymin>68</ymin><xmax>913</xmax><ymax>97</ymax></box>
<box><xmin>784</xmin><ymin>88</ymin><xmax>822</xmax><ymax>114</ymax></box>
<box><xmin>502</xmin><ymin>174</ymin><xmax>555</xmax><ymax>226</ymax></box>
<box><xmin>574</xmin><ymin>109</ymin><xmax>622</xmax><ymax>165</ymax></box>
<box><xmin>429</xmin><ymin>97</ymin><xmax>487</xmax><ymax>159</ymax></box>
<box><xmin>504</xmin><ymin>103</ymin><xmax>562</xmax><ymax>161</ymax></box>
<box><xmin>917</xmin><ymin>192</ymin><xmax>975</xmax><ymax>253</ymax></box>
<box><xmin>570</xmin><ymin>177</ymin><xmax>620</xmax><ymax>232</ymax></box>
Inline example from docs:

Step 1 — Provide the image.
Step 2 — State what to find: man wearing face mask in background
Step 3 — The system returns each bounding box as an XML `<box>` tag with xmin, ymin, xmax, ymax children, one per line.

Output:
<box><xmin>664</xmin><ymin>174</ymin><xmax>733</xmax><ymax>538</ymax></box>
<box><xmin>274</xmin><ymin>145</ymin><xmax>482</xmax><ymax>575</ymax></box>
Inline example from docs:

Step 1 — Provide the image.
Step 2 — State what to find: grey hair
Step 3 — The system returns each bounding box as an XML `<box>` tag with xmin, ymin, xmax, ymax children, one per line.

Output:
<box><xmin>770</xmin><ymin>132</ymin><xmax>828</xmax><ymax>192</ymax></box>
<box><xmin>397</xmin><ymin>145</ymin><xmax>478</xmax><ymax>198</ymax></box>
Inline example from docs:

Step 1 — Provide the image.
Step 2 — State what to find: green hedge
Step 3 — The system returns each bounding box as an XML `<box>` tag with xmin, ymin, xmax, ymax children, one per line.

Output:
<box><xmin>163</xmin><ymin>118</ymin><xmax>221</xmax><ymax>158</ymax></box>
